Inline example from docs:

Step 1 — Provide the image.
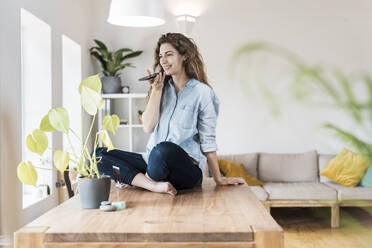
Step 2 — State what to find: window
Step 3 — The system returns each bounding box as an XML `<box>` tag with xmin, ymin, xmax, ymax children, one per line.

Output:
<box><xmin>62</xmin><ymin>35</ymin><xmax>82</xmax><ymax>168</ymax></box>
<box><xmin>21</xmin><ymin>8</ymin><xmax>52</xmax><ymax>208</ymax></box>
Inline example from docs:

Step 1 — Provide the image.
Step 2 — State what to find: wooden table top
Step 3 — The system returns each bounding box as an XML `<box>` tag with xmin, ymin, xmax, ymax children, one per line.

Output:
<box><xmin>19</xmin><ymin>178</ymin><xmax>282</xmax><ymax>245</ymax></box>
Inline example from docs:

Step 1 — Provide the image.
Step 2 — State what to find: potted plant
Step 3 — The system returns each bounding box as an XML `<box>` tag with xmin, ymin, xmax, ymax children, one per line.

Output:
<box><xmin>17</xmin><ymin>75</ymin><xmax>121</xmax><ymax>209</ymax></box>
<box><xmin>89</xmin><ymin>39</ymin><xmax>143</xmax><ymax>94</ymax></box>
<box><xmin>138</xmin><ymin>110</ymin><xmax>143</xmax><ymax>124</ymax></box>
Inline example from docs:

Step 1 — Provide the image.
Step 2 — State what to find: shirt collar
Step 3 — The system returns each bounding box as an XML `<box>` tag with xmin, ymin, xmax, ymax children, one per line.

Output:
<box><xmin>169</xmin><ymin>77</ymin><xmax>198</xmax><ymax>88</ymax></box>
<box><xmin>185</xmin><ymin>78</ymin><xmax>198</xmax><ymax>88</ymax></box>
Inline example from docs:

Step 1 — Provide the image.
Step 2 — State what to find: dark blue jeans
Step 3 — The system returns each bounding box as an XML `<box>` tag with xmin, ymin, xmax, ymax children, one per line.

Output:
<box><xmin>94</xmin><ymin>141</ymin><xmax>202</xmax><ymax>190</ymax></box>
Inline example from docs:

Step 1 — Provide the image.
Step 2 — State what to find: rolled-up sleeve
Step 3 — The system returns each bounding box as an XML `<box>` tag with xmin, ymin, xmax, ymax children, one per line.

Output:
<box><xmin>198</xmin><ymin>91</ymin><xmax>220</xmax><ymax>153</ymax></box>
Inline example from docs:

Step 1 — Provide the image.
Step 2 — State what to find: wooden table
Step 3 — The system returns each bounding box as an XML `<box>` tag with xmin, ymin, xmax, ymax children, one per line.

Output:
<box><xmin>14</xmin><ymin>178</ymin><xmax>283</xmax><ymax>248</ymax></box>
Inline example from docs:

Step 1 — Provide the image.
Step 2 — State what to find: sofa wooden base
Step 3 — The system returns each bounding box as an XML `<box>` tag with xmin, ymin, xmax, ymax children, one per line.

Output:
<box><xmin>262</xmin><ymin>200</ymin><xmax>372</xmax><ymax>228</ymax></box>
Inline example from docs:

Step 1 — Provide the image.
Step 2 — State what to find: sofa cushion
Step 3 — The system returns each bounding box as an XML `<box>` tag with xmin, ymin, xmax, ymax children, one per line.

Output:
<box><xmin>218</xmin><ymin>153</ymin><xmax>258</xmax><ymax>178</ymax></box>
<box><xmin>249</xmin><ymin>186</ymin><xmax>268</xmax><ymax>201</ymax></box>
<box><xmin>318</xmin><ymin>154</ymin><xmax>336</xmax><ymax>183</ymax></box>
<box><xmin>325</xmin><ymin>182</ymin><xmax>372</xmax><ymax>201</ymax></box>
<box><xmin>218</xmin><ymin>159</ymin><xmax>263</xmax><ymax>186</ymax></box>
<box><xmin>320</xmin><ymin>148</ymin><xmax>369</xmax><ymax>187</ymax></box>
<box><xmin>258</xmin><ymin>150</ymin><xmax>318</xmax><ymax>182</ymax></box>
<box><xmin>263</xmin><ymin>182</ymin><xmax>337</xmax><ymax>201</ymax></box>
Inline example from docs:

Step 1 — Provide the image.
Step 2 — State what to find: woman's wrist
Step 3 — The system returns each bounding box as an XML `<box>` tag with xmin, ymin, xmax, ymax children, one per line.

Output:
<box><xmin>214</xmin><ymin>176</ymin><xmax>223</xmax><ymax>184</ymax></box>
<box><xmin>152</xmin><ymin>88</ymin><xmax>163</xmax><ymax>94</ymax></box>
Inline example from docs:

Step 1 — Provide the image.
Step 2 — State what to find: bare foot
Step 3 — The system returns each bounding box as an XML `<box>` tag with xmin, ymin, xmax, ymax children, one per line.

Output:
<box><xmin>151</xmin><ymin>181</ymin><xmax>177</xmax><ymax>196</ymax></box>
<box><xmin>145</xmin><ymin>172</ymin><xmax>156</xmax><ymax>182</ymax></box>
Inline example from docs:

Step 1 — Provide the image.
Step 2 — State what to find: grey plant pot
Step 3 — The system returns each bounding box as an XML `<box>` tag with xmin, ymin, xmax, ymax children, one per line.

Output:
<box><xmin>101</xmin><ymin>76</ymin><xmax>121</xmax><ymax>93</ymax></box>
<box><xmin>78</xmin><ymin>176</ymin><xmax>111</xmax><ymax>209</ymax></box>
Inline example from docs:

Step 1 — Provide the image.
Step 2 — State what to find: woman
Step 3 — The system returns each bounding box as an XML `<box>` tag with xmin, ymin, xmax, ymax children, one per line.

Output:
<box><xmin>96</xmin><ymin>33</ymin><xmax>244</xmax><ymax>196</ymax></box>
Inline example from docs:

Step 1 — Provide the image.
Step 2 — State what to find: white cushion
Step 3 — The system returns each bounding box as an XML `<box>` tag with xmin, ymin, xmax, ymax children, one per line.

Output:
<box><xmin>218</xmin><ymin>153</ymin><xmax>258</xmax><ymax>178</ymax></box>
<box><xmin>318</xmin><ymin>154</ymin><xmax>336</xmax><ymax>183</ymax></box>
<box><xmin>325</xmin><ymin>182</ymin><xmax>372</xmax><ymax>201</ymax></box>
<box><xmin>258</xmin><ymin>150</ymin><xmax>318</xmax><ymax>182</ymax></box>
<box><xmin>249</xmin><ymin>186</ymin><xmax>268</xmax><ymax>201</ymax></box>
<box><xmin>263</xmin><ymin>182</ymin><xmax>337</xmax><ymax>201</ymax></box>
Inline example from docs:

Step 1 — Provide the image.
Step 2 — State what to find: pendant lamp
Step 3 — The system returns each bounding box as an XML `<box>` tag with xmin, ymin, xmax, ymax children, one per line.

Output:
<box><xmin>107</xmin><ymin>0</ymin><xmax>165</xmax><ymax>27</ymax></box>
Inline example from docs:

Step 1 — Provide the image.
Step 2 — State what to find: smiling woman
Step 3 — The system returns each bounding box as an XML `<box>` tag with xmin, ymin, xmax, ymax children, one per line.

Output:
<box><xmin>94</xmin><ymin>33</ymin><xmax>245</xmax><ymax>197</ymax></box>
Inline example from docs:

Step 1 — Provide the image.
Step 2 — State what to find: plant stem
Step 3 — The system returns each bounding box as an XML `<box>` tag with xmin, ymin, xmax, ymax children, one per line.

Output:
<box><xmin>69</xmin><ymin>128</ymin><xmax>83</xmax><ymax>147</ymax></box>
<box><xmin>92</xmin><ymin>132</ymin><xmax>101</xmax><ymax>178</ymax></box>
<box><xmin>81</xmin><ymin>109</ymin><xmax>85</xmax><ymax>175</ymax></box>
<box><xmin>81</xmin><ymin>111</ymin><xmax>84</xmax><ymax>149</ymax></box>
<box><xmin>33</xmin><ymin>166</ymin><xmax>77</xmax><ymax>173</ymax></box>
<box><xmin>84</xmin><ymin>147</ymin><xmax>93</xmax><ymax>175</ymax></box>
<box><xmin>66</xmin><ymin>132</ymin><xmax>79</xmax><ymax>162</ymax></box>
<box><xmin>81</xmin><ymin>114</ymin><xmax>95</xmax><ymax>157</ymax></box>
<box><xmin>80</xmin><ymin>114</ymin><xmax>96</xmax><ymax>176</ymax></box>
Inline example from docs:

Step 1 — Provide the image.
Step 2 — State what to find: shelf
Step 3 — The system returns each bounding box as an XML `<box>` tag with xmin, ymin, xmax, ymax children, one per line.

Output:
<box><xmin>118</xmin><ymin>124</ymin><xmax>144</xmax><ymax>128</ymax></box>
<box><xmin>102</xmin><ymin>93</ymin><xmax>147</xmax><ymax>99</ymax></box>
<box><xmin>98</xmin><ymin>93</ymin><xmax>149</xmax><ymax>152</ymax></box>
<box><xmin>132</xmin><ymin>124</ymin><xmax>144</xmax><ymax>128</ymax></box>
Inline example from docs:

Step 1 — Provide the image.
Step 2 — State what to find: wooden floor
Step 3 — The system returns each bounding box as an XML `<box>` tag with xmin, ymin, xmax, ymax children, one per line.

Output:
<box><xmin>270</xmin><ymin>207</ymin><xmax>372</xmax><ymax>248</ymax></box>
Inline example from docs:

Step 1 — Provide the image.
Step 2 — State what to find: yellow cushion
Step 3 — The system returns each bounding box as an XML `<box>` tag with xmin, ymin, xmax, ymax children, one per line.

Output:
<box><xmin>320</xmin><ymin>148</ymin><xmax>369</xmax><ymax>187</ymax></box>
<box><xmin>218</xmin><ymin>159</ymin><xmax>263</xmax><ymax>186</ymax></box>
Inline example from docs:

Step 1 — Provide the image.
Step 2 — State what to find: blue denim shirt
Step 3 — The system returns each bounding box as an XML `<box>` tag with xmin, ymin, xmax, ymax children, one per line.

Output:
<box><xmin>141</xmin><ymin>78</ymin><xmax>220</xmax><ymax>173</ymax></box>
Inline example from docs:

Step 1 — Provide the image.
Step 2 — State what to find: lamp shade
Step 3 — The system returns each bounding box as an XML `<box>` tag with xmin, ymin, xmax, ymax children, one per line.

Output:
<box><xmin>176</xmin><ymin>15</ymin><xmax>196</xmax><ymax>36</ymax></box>
<box><xmin>107</xmin><ymin>0</ymin><xmax>165</xmax><ymax>27</ymax></box>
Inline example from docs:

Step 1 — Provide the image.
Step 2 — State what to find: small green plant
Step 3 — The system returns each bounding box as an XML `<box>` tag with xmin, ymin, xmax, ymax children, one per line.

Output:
<box><xmin>17</xmin><ymin>75</ymin><xmax>120</xmax><ymax>186</ymax></box>
<box><xmin>138</xmin><ymin>110</ymin><xmax>143</xmax><ymax>115</ymax></box>
<box><xmin>89</xmin><ymin>39</ymin><xmax>143</xmax><ymax>77</ymax></box>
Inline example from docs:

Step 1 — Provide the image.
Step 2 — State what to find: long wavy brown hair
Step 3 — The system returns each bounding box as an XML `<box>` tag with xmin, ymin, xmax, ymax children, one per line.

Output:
<box><xmin>146</xmin><ymin>33</ymin><xmax>212</xmax><ymax>99</ymax></box>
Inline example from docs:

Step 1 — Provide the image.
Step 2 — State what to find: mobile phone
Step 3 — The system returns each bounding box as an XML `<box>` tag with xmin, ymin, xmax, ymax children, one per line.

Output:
<box><xmin>138</xmin><ymin>72</ymin><xmax>159</xmax><ymax>81</ymax></box>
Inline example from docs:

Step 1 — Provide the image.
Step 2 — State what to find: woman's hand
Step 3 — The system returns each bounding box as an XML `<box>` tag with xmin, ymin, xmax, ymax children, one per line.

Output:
<box><xmin>216</xmin><ymin>177</ymin><xmax>245</xmax><ymax>186</ymax></box>
<box><xmin>147</xmin><ymin>69</ymin><xmax>165</xmax><ymax>92</ymax></box>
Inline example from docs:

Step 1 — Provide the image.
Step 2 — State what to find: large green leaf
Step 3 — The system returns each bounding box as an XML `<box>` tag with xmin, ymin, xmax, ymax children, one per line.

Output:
<box><xmin>113</xmin><ymin>48</ymin><xmax>132</xmax><ymax>62</ymax></box>
<box><xmin>26</xmin><ymin>129</ymin><xmax>48</xmax><ymax>156</ymax></box>
<box><xmin>17</xmin><ymin>161</ymin><xmax>38</xmax><ymax>186</ymax></box>
<box><xmin>363</xmin><ymin>75</ymin><xmax>372</xmax><ymax>122</ymax></box>
<box><xmin>106</xmin><ymin>62</ymin><xmax>117</xmax><ymax>75</ymax></box>
<box><xmin>81</xmin><ymin>85</ymin><xmax>104</xmax><ymax>115</ymax></box>
<box><xmin>90</xmin><ymin>46</ymin><xmax>108</xmax><ymax>59</ymax></box>
<box><xmin>78</xmin><ymin>74</ymin><xmax>102</xmax><ymax>94</ymax></box>
<box><xmin>53</xmin><ymin>150</ymin><xmax>70</xmax><ymax>173</ymax></box>
<box><xmin>48</xmin><ymin>107</ymin><xmax>69</xmax><ymax>133</ymax></box>
<box><xmin>114</xmin><ymin>48</ymin><xmax>132</xmax><ymax>56</ymax></box>
<box><xmin>324</xmin><ymin>123</ymin><xmax>372</xmax><ymax>163</ymax></box>
<box><xmin>101</xmin><ymin>130</ymin><xmax>114</xmax><ymax>151</ymax></box>
<box><xmin>90</xmin><ymin>50</ymin><xmax>107</xmax><ymax>71</ymax></box>
<box><xmin>91</xmin><ymin>40</ymin><xmax>110</xmax><ymax>61</ymax></box>
<box><xmin>121</xmin><ymin>51</ymin><xmax>143</xmax><ymax>61</ymax></box>
<box><xmin>110</xmin><ymin>63</ymin><xmax>133</xmax><ymax>76</ymax></box>
<box><xmin>94</xmin><ymin>39</ymin><xmax>108</xmax><ymax>52</ymax></box>
<box><xmin>334</xmin><ymin>70</ymin><xmax>362</xmax><ymax>123</ymax></box>
<box><xmin>40</xmin><ymin>114</ymin><xmax>56</xmax><ymax>132</ymax></box>
<box><xmin>103</xmin><ymin>114</ymin><xmax>120</xmax><ymax>134</ymax></box>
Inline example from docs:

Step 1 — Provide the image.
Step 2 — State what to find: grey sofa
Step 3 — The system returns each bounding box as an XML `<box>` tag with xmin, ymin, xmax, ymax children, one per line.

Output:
<box><xmin>215</xmin><ymin>150</ymin><xmax>372</xmax><ymax>228</ymax></box>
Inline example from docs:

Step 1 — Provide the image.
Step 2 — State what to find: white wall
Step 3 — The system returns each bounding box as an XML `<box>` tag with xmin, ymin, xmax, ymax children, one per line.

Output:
<box><xmin>0</xmin><ymin>0</ymin><xmax>94</xmax><ymax>242</ymax></box>
<box><xmin>91</xmin><ymin>0</ymin><xmax>372</xmax><ymax>155</ymax></box>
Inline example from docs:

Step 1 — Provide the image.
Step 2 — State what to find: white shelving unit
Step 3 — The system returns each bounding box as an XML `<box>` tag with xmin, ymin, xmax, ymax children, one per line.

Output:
<box><xmin>97</xmin><ymin>93</ymin><xmax>149</xmax><ymax>153</ymax></box>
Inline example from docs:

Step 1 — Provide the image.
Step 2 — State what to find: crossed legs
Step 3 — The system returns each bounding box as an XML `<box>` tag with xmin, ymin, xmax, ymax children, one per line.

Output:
<box><xmin>96</xmin><ymin>141</ymin><xmax>202</xmax><ymax>196</ymax></box>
